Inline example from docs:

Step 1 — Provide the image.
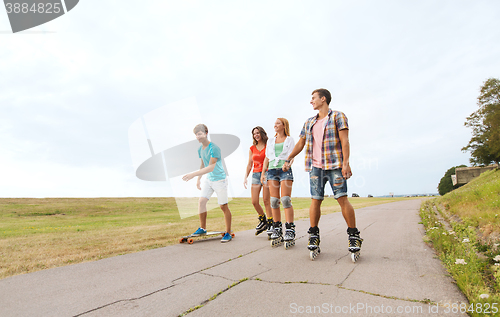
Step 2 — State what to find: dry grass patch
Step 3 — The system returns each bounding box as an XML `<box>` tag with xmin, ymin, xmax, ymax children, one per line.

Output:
<box><xmin>1</xmin><ymin>196</ymin><xmax>416</xmax><ymax>279</ymax></box>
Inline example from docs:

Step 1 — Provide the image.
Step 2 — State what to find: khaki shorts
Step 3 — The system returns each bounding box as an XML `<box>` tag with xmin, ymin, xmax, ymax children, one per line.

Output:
<box><xmin>201</xmin><ymin>177</ymin><xmax>229</xmax><ymax>205</ymax></box>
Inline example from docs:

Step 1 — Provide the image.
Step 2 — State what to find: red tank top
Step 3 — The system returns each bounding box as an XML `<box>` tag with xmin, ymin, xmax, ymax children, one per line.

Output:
<box><xmin>250</xmin><ymin>145</ymin><xmax>266</xmax><ymax>172</ymax></box>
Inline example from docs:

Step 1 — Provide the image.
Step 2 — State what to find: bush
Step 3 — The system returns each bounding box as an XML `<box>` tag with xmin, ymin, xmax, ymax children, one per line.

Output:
<box><xmin>438</xmin><ymin>165</ymin><xmax>466</xmax><ymax>196</ymax></box>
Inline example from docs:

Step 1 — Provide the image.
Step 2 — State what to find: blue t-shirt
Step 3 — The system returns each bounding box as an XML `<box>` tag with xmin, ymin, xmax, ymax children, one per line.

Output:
<box><xmin>198</xmin><ymin>142</ymin><xmax>226</xmax><ymax>181</ymax></box>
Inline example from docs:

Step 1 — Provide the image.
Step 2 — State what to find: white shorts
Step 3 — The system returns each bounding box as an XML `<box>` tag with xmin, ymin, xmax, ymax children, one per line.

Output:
<box><xmin>200</xmin><ymin>177</ymin><xmax>228</xmax><ymax>205</ymax></box>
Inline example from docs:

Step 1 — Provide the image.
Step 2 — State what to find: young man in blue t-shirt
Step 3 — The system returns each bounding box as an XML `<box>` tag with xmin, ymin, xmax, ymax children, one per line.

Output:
<box><xmin>182</xmin><ymin>124</ymin><xmax>233</xmax><ymax>242</ymax></box>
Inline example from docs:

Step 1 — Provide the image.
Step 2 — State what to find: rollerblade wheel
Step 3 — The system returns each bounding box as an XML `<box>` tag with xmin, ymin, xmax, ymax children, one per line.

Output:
<box><xmin>351</xmin><ymin>252</ymin><xmax>360</xmax><ymax>263</ymax></box>
<box><xmin>309</xmin><ymin>248</ymin><xmax>320</xmax><ymax>261</ymax></box>
<box><xmin>271</xmin><ymin>237</ymin><xmax>282</xmax><ymax>247</ymax></box>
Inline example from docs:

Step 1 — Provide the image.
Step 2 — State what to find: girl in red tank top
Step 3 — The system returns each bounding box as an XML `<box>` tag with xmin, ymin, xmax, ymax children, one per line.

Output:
<box><xmin>244</xmin><ymin>126</ymin><xmax>273</xmax><ymax>237</ymax></box>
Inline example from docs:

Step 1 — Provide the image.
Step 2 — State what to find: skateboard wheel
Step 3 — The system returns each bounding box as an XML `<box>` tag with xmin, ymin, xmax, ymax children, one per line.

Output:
<box><xmin>179</xmin><ymin>238</ymin><xmax>185</xmax><ymax>243</ymax></box>
<box><xmin>188</xmin><ymin>238</ymin><xmax>194</xmax><ymax>244</ymax></box>
<box><xmin>231</xmin><ymin>233</ymin><xmax>235</xmax><ymax>238</ymax></box>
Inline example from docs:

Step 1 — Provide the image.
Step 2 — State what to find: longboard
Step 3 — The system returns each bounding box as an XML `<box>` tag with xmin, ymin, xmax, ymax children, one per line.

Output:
<box><xmin>179</xmin><ymin>231</ymin><xmax>235</xmax><ymax>244</ymax></box>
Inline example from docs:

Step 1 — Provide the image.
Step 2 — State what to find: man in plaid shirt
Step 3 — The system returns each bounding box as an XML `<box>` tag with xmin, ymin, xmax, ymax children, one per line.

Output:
<box><xmin>284</xmin><ymin>88</ymin><xmax>362</xmax><ymax>258</ymax></box>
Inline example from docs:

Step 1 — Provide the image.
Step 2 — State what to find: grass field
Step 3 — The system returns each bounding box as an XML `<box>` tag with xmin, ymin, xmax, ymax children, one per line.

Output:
<box><xmin>420</xmin><ymin>169</ymin><xmax>500</xmax><ymax>316</ymax></box>
<box><xmin>0</xmin><ymin>196</ymin><xmax>416</xmax><ymax>279</ymax></box>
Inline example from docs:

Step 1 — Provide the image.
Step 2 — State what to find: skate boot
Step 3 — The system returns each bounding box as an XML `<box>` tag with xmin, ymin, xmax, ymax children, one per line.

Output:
<box><xmin>283</xmin><ymin>222</ymin><xmax>296</xmax><ymax>249</ymax></box>
<box><xmin>270</xmin><ymin>221</ymin><xmax>283</xmax><ymax>247</ymax></box>
<box><xmin>255</xmin><ymin>214</ymin><xmax>267</xmax><ymax>236</ymax></box>
<box><xmin>348</xmin><ymin>228</ymin><xmax>363</xmax><ymax>263</ymax></box>
<box><xmin>307</xmin><ymin>226</ymin><xmax>321</xmax><ymax>260</ymax></box>
<box><xmin>266</xmin><ymin>217</ymin><xmax>274</xmax><ymax>240</ymax></box>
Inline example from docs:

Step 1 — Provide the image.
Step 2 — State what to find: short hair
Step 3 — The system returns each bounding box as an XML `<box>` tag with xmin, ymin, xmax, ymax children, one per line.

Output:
<box><xmin>276</xmin><ymin>118</ymin><xmax>291</xmax><ymax>137</ymax></box>
<box><xmin>312</xmin><ymin>88</ymin><xmax>331</xmax><ymax>105</ymax></box>
<box><xmin>252</xmin><ymin>126</ymin><xmax>268</xmax><ymax>146</ymax></box>
<box><xmin>193</xmin><ymin>124</ymin><xmax>208</xmax><ymax>134</ymax></box>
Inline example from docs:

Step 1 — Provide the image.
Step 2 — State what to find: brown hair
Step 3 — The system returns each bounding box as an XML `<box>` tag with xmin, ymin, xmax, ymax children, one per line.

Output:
<box><xmin>312</xmin><ymin>88</ymin><xmax>331</xmax><ymax>105</ymax></box>
<box><xmin>193</xmin><ymin>124</ymin><xmax>208</xmax><ymax>134</ymax></box>
<box><xmin>276</xmin><ymin>118</ymin><xmax>290</xmax><ymax>137</ymax></box>
<box><xmin>252</xmin><ymin>126</ymin><xmax>268</xmax><ymax>146</ymax></box>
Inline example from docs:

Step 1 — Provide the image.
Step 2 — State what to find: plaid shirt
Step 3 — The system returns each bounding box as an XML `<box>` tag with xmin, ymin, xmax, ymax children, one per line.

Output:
<box><xmin>299</xmin><ymin>109</ymin><xmax>349</xmax><ymax>172</ymax></box>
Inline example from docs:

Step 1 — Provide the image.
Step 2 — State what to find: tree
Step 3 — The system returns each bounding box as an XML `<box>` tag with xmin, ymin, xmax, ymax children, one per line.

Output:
<box><xmin>462</xmin><ymin>78</ymin><xmax>500</xmax><ymax>166</ymax></box>
<box><xmin>438</xmin><ymin>165</ymin><xmax>466</xmax><ymax>196</ymax></box>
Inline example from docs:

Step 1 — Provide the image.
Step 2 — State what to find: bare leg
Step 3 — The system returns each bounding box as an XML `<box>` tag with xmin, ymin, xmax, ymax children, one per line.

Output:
<box><xmin>198</xmin><ymin>197</ymin><xmax>209</xmax><ymax>229</ymax></box>
<box><xmin>251</xmin><ymin>184</ymin><xmax>265</xmax><ymax>216</ymax></box>
<box><xmin>220</xmin><ymin>203</ymin><xmax>232</xmax><ymax>233</ymax></box>
<box><xmin>262</xmin><ymin>182</ymin><xmax>272</xmax><ymax>218</ymax></box>
<box><xmin>268</xmin><ymin>180</ymin><xmax>281</xmax><ymax>222</ymax></box>
<box><xmin>337</xmin><ymin>196</ymin><xmax>356</xmax><ymax>228</ymax></box>
<box><xmin>281</xmin><ymin>180</ymin><xmax>294</xmax><ymax>223</ymax></box>
<box><xmin>309</xmin><ymin>198</ymin><xmax>322</xmax><ymax>227</ymax></box>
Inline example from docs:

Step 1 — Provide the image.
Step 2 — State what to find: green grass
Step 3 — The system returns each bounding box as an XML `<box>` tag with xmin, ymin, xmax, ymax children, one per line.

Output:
<box><xmin>0</xmin><ymin>196</ymin><xmax>416</xmax><ymax>279</ymax></box>
<box><xmin>420</xmin><ymin>169</ymin><xmax>500</xmax><ymax>316</ymax></box>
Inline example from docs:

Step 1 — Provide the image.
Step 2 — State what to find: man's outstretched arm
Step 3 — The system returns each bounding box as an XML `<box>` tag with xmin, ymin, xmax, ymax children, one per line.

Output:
<box><xmin>182</xmin><ymin>157</ymin><xmax>217</xmax><ymax>181</ymax></box>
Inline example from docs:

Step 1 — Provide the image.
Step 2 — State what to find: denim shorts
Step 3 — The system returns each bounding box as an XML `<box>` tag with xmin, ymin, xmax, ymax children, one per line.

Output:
<box><xmin>252</xmin><ymin>172</ymin><xmax>263</xmax><ymax>185</ymax></box>
<box><xmin>266</xmin><ymin>168</ymin><xmax>293</xmax><ymax>182</ymax></box>
<box><xmin>310</xmin><ymin>167</ymin><xmax>347</xmax><ymax>200</ymax></box>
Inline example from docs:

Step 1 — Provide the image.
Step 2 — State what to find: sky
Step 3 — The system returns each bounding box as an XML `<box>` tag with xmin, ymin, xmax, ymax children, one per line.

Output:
<box><xmin>1</xmin><ymin>0</ymin><xmax>499</xmax><ymax>199</ymax></box>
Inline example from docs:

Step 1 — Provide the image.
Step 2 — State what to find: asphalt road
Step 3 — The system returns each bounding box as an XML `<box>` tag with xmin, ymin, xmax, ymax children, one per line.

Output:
<box><xmin>0</xmin><ymin>199</ymin><xmax>468</xmax><ymax>316</ymax></box>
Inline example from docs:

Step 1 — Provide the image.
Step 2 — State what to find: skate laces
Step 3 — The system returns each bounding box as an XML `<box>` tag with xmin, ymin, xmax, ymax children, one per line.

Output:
<box><xmin>272</xmin><ymin>223</ymin><xmax>282</xmax><ymax>237</ymax></box>
<box><xmin>349</xmin><ymin>234</ymin><xmax>362</xmax><ymax>247</ymax></box>
<box><xmin>308</xmin><ymin>233</ymin><xmax>319</xmax><ymax>245</ymax></box>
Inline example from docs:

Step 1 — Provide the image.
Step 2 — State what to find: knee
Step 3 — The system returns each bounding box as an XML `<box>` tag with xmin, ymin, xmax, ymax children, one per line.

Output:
<box><xmin>270</xmin><ymin>197</ymin><xmax>280</xmax><ymax>209</ymax></box>
<box><xmin>199</xmin><ymin>197</ymin><xmax>208</xmax><ymax>206</ymax></box>
<box><xmin>251</xmin><ymin>199</ymin><xmax>260</xmax><ymax>208</ymax></box>
<box><xmin>263</xmin><ymin>199</ymin><xmax>271</xmax><ymax>208</ymax></box>
<box><xmin>281</xmin><ymin>196</ymin><xmax>292</xmax><ymax>208</ymax></box>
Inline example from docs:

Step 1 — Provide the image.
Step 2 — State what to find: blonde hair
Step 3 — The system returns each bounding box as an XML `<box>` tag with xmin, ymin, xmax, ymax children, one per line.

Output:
<box><xmin>193</xmin><ymin>124</ymin><xmax>208</xmax><ymax>134</ymax></box>
<box><xmin>275</xmin><ymin>118</ymin><xmax>290</xmax><ymax>137</ymax></box>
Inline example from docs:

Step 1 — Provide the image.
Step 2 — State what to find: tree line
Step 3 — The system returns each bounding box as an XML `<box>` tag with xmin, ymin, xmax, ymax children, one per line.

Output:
<box><xmin>438</xmin><ymin>78</ymin><xmax>500</xmax><ymax>196</ymax></box>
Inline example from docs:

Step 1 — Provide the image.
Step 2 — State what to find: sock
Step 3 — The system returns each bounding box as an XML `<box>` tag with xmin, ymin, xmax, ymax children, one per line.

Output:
<box><xmin>347</xmin><ymin>227</ymin><xmax>359</xmax><ymax>235</ymax></box>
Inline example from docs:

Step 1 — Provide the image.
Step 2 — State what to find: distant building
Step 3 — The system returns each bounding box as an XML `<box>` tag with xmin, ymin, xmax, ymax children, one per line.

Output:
<box><xmin>452</xmin><ymin>165</ymin><xmax>498</xmax><ymax>186</ymax></box>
